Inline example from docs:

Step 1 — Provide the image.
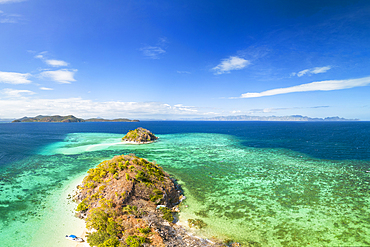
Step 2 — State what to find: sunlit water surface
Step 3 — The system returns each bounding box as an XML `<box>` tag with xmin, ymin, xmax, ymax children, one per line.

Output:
<box><xmin>1</xmin><ymin>122</ymin><xmax>370</xmax><ymax>246</ymax></box>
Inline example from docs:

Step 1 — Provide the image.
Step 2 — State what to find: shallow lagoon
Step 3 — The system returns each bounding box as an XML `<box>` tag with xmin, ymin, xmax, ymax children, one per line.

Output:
<box><xmin>1</xmin><ymin>122</ymin><xmax>370</xmax><ymax>246</ymax></box>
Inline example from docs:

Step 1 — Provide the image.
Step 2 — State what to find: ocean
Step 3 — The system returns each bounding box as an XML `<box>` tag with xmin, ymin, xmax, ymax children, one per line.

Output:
<box><xmin>0</xmin><ymin>121</ymin><xmax>369</xmax><ymax>246</ymax></box>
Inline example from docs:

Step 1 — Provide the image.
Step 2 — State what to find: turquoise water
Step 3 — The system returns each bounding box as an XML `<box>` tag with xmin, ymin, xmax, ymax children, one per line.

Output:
<box><xmin>1</xmin><ymin>122</ymin><xmax>370</xmax><ymax>246</ymax></box>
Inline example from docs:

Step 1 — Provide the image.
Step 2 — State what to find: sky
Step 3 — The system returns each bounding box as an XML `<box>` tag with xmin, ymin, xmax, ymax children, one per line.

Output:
<box><xmin>0</xmin><ymin>0</ymin><xmax>370</xmax><ymax>120</ymax></box>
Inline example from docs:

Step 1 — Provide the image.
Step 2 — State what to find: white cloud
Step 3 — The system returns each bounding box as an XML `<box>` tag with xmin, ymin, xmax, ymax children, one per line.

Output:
<box><xmin>39</xmin><ymin>87</ymin><xmax>53</xmax><ymax>90</ymax></box>
<box><xmin>34</xmin><ymin>52</ymin><xmax>69</xmax><ymax>67</ymax></box>
<box><xmin>177</xmin><ymin>71</ymin><xmax>191</xmax><ymax>74</ymax></box>
<box><xmin>293</xmin><ymin>66</ymin><xmax>332</xmax><ymax>77</ymax></box>
<box><xmin>45</xmin><ymin>59</ymin><xmax>68</xmax><ymax>67</ymax></box>
<box><xmin>212</xmin><ymin>56</ymin><xmax>250</xmax><ymax>75</ymax></box>
<box><xmin>0</xmin><ymin>71</ymin><xmax>32</xmax><ymax>84</ymax></box>
<box><xmin>297</xmin><ymin>69</ymin><xmax>310</xmax><ymax>77</ymax></box>
<box><xmin>0</xmin><ymin>18</ymin><xmax>17</xmax><ymax>23</ymax></box>
<box><xmin>0</xmin><ymin>97</ymin><xmax>211</xmax><ymax>119</ymax></box>
<box><xmin>0</xmin><ymin>10</ymin><xmax>22</xmax><ymax>23</ymax></box>
<box><xmin>140</xmin><ymin>46</ymin><xmax>166</xmax><ymax>59</ymax></box>
<box><xmin>240</xmin><ymin>76</ymin><xmax>370</xmax><ymax>98</ymax></box>
<box><xmin>40</xmin><ymin>69</ymin><xmax>77</xmax><ymax>84</ymax></box>
<box><xmin>2</xmin><ymin>88</ymin><xmax>35</xmax><ymax>97</ymax></box>
<box><xmin>0</xmin><ymin>0</ymin><xmax>25</xmax><ymax>4</ymax></box>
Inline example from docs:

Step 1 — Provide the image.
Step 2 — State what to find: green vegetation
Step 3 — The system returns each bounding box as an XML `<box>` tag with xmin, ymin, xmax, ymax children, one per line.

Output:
<box><xmin>159</xmin><ymin>207</ymin><xmax>174</xmax><ymax>222</ymax></box>
<box><xmin>77</xmin><ymin>154</ymin><xmax>177</xmax><ymax>246</ymax></box>
<box><xmin>125</xmin><ymin>235</ymin><xmax>146</xmax><ymax>247</ymax></box>
<box><xmin>122</xmin><ymin>205</ymin><xmax>138</xmax><ymax>215</ymax></box>
<box><xmin>76</xmin><ymin>198</ymin><xmax>89</xmax><ymax>212</ymax></box>
<box><xmin>138</xmin><ymin>227</ymin><xmax>151</xmax><ymax>234</ymax></box>
<box><xmin>187</xmin><ymin>218</ymin><xmax>207</xmax><ymax>229</ymax></box>
<box><xmin>122</xmin><ymin>127</ymin><xmax>158</xmax><ymax>143</ymax></box>
<box><xmin>150</xmin><ymin>188</ymin><xmax>163</xmax><ymax>203</ymax></box>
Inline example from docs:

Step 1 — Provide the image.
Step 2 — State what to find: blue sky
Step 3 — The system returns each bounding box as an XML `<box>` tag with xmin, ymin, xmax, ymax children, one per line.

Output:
<box><xmin>0</xmin><ymin>0</ymin><xmax>370</xmax><ymax>120</ymax></box>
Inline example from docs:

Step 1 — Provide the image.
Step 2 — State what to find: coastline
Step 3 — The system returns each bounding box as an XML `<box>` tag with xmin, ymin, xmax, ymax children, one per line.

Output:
<box><xmin>30</xmin><ymin>174</ymin><xmax>87</xmax><ymax>247</ymax></box>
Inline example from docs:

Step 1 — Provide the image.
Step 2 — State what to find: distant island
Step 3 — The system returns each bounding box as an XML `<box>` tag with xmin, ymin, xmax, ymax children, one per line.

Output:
<box><xmin>11</xmin><ymin>115</ymin><xmax>139</xmax><ymax>123</ymax></box>
<box><xmin>122</xmin><ymin>127</ymin><xmax>158</xmax><ymax>144</ymax></box>
<box><xmin>197</xmin><ymin>115</ymin><xmax>359</xmax><ymax>121</ymax></box>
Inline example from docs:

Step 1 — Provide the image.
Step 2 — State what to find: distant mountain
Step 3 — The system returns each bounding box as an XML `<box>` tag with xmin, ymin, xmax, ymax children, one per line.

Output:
<box><xmin>198</xmin><ymin>115</ymin><xmax>359</xmax><ymax>121</ymax></box>
<box><xmin>12</xmin><ymin>115</ymin><xmax>139</xmax><ymax>123</ymax></box>
<box><xmin>85</xmin><ymin>118</ymin><xmax>139</xmax><ymax>122</ymax></box>
<box><xmin>0</xmin><ymin>118</ymin><xmax>15</xmax><ymax>123</ymax></box>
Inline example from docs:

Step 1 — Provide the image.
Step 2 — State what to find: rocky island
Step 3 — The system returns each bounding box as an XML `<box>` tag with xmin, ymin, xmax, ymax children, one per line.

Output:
<box><xmin>74</xmin><ymin>154</ymin><xmax>222</xmax><ymax>247</ymax></box>
<box><xmin>122</xmin><ymin>128</ymin><xmax>158</xmax><ymax>144</ymax></box>
<box><xmin>12</xmin><ymin>115</ymin><xmax>139</xmax><ymax>123</ymax></box>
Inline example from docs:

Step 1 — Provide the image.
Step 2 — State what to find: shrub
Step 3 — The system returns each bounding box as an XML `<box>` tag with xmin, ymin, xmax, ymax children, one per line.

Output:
<box><xmin>125</xmin><ymin>235</ymin><xmax>146</xmax><ymax>247</ymax></box>
<box><xmin>86</xmin><ymin>208</ymin><xmax>109</xmax><ymax>230</ymax></box>
<box><xmin>138</xmin><ymin>227</ymin><xmax>151</xmax><ymax>235</ymax></box>
<box><xmin>122</xmin><ymin>205</ymin><xmax>138</xmax><ymax>215</ymax></box>
<box><xmin>86</xmin><ymin>230</ymin><xmax>110</xmax><ymax>247</ymax></box>
<box><xmin>159</xmin><ymin>207</ymin><xmax>174</xmax><ymax>222</ymax></box>
<box><xmin>76</xmin><ymin>199</ymin><xmax>89</xmax><ymax>212</ymax></box>
<box><xmin>98</xmin><ymin>238</ymin><xmax>120</xmax><ymax>247</ymax></box>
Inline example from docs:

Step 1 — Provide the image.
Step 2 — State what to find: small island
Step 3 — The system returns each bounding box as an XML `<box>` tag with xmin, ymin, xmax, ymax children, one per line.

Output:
<box><xmin>122</xmin><ymin>128</ymin><xmax>158</xmax><ymax>144</ymax></box>
<box><xmin>74</xmin><ymin>154</ymin><xmax>219</xmax><ymax>246</ymax></box>
<box><xmin>12</xmin><ymin>115</ymin><xmax>139</xmax><ymax>123</ymax></box>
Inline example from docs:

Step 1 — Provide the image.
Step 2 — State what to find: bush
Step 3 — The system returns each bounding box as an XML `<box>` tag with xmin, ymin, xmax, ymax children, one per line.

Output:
<box><xmin>76</xmin><ymin>199</ymin><xmax>89</xmax><ymax>212</ymax></box>
<box><xmin>159</xmin><ymin>207</ymin><xmax>174</xmax><ymax>222</ymax></box>
<box><xmin>122</xmin><ymin>205</ymin><xmax>138</xmax><ymax>215</ymax></box>
<box><xmin>138</xmin><ymin>227</ymin><xmax>151</xmax><ymax>234</ymax></box>
<box><xmin>98</xmin><ymin>237</ymin><xmax>120</xmax><ymax>247</ymax></box>
<box><xmin>125</xmin><ymin>235</ymin><xmax>146</xmax><ymax>247</ymax></box>
<box><xmin>86</xmin><ymin>230</ymin><xmax>110</xmax><ymax>246</ymax></box>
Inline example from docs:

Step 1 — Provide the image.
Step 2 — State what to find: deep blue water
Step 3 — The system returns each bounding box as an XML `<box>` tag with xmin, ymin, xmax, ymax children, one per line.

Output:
<box><xmin>1</xmin><ymin>121</ymin><xmax>369</xmax><ymax>168</ymax></box>
<box><xmin>1</xmin><ymin>121</ymin><xmax>370</xmax><ymax>246</ymax></box>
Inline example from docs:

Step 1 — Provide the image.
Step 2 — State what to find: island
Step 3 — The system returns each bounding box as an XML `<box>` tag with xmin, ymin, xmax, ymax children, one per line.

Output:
<box><xmin>122</xmin><ymin>128</ymin><xmax>158</xmax><ymax>144</ymax></box>
<box><xmin>11</xmin><ymin>115</ymin><xmax>139</xmax><ymax>123</ymax></box>
<box><xmin>74</xmin><ymin>154</ymin><xmax>220</xmax><ymax>246</ymax></box>
<box><xmin>197</xmin><ymin>115</ymin><xmax>359</xmax><ymax>121</ymax></box>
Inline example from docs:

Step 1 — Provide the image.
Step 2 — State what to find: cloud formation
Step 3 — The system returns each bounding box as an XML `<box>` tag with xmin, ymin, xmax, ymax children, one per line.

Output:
<box><xmin>0</xmin><ymin>0</ymin><xmax>24</xmax><ymax>4</ymax></box>
<box><xmin>240</xmin><ymin>76</ymin><xmax>370</xmax><ymax>98</ymax></box>
<box><xmin>291</xmin><ymin>66</ymin><xmax>331</xmax><ymax>77</ymax></box>
<box><xmin>0</xmin><ymin>97</ymin><xmax>217</xmax><ymax>119</ymax></box>
<box><xmin>177</xmin><ymin>71</ymin><xmax>191</xmax><ymax>74</ymax></box>
<box><xmin>0</xmin><ymin>11</ymin><xmax>22</xmax><ymax>23</ymax></box>
<box><xmin>39</xmin><ymin>87</ymin><xmax>53</xmax><ymax>90</ymax></box>
<box><xmin>40</xmin><ymin>69</ymin><xmax>77</xmax><ymax>84</ymax></box>
<box><xmin>140</xmin><ymin>46</ymin><xmax>166</xmax><ymax>59</ymax></box>
<box><xmin>35</xmin><ymin>52</ymin><xmax>69</xmax><ymax>67</ymax></box>
<box><xmin>0</xmin><ymin>71</ymin><xmax>31</xmax><ymax>84</ymax></box>
<box><xmin>212</xmin><ymin>56</ymin><xmax>250</xmax><ymax>75</ymax></box>
<box><xmin>45</xmin><ymin>59</ymin><xmax>69</xmax><ymax>67</ymax></box>
<box><xmin>2</xmin><ymin>88</ymin><xmax>35</xmax><ymax>97</ymax></box>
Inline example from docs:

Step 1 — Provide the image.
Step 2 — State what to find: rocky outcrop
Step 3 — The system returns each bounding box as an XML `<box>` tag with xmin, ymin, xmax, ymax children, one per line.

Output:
<box><xmin>122</xmin><ymin>128</ymin><xmax>158</xmax><ymax>143</ymax></box>
<box><xmin>75</xmin><ymin>154</ymin><xmax>223</xmax><ymax>246</ymax></box>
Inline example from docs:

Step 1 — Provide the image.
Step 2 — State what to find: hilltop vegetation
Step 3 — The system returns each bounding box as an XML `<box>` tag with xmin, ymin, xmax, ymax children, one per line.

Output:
<box><xmin>12</xmin><ymin>115</ymin><xmax>139</xmax><ymax>123</ymax></box>
<box><xmin>74</xmin><ymin>154</ymin><xmax>221</xmax><ymax>247</ymax></box>
<box><xmin>122</xmin><ymin>128</ymin><xmax>158</xmax><ymax>143</ymax></box>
